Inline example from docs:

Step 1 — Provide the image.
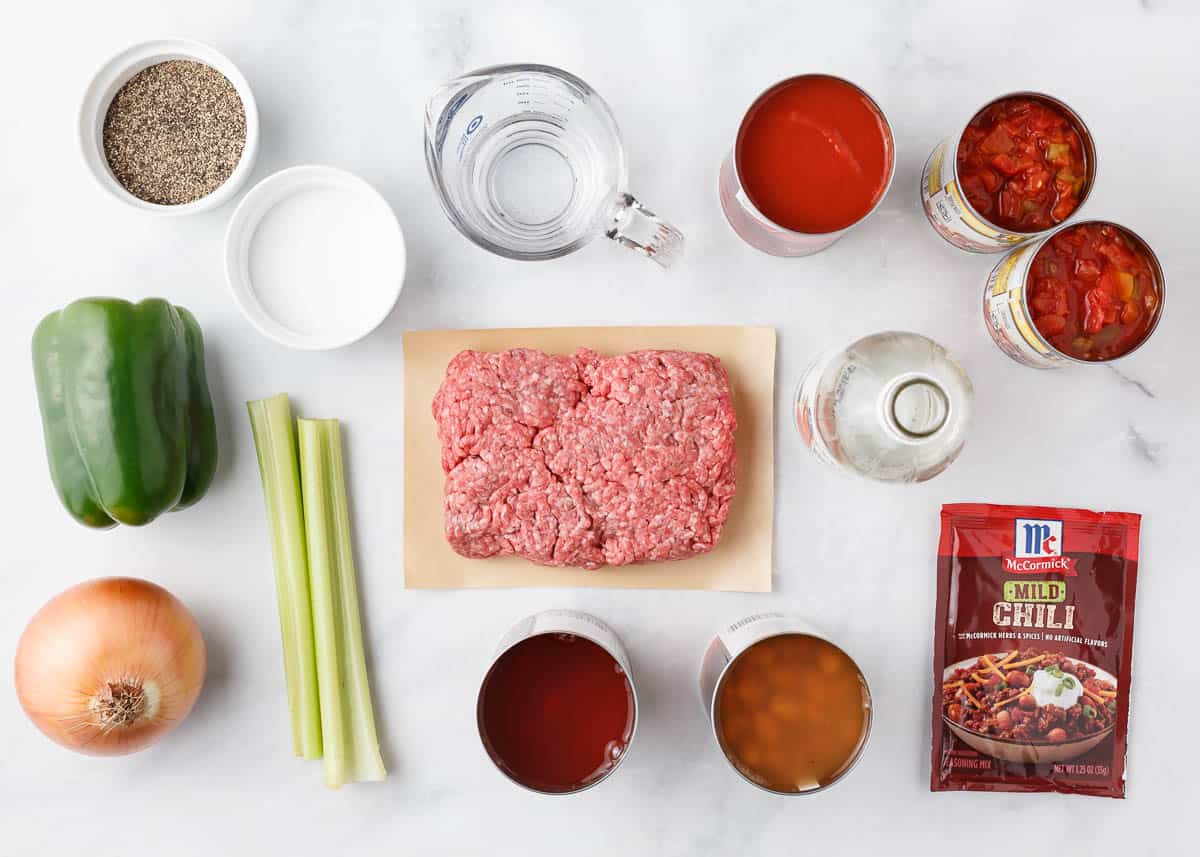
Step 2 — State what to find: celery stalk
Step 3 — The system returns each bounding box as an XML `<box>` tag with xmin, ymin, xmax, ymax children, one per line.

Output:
<box><xmin>298</xmin><ymin>419</ymin><xmax>386</xmax><ymax>788</ymax></box>
<box><xmin>247</xmin><ymin>395</ymin><xmax>323</xmax><ymax>760</ymax></box>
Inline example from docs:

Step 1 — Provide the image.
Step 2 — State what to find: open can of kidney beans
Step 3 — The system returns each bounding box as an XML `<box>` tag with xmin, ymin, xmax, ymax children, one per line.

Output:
<box><xmin>477</xmin><ymin>610</ymin><xmax>638</xmax><ymax>795</ymax></box>
<box><xmin>920</xmin><ymin>92</ymin><xmax>1097</xmax><ymax>253</ymax></box>
<box><xmin>699</xmin><ymin>613</ymin><xmax>872</xmax><ymax>795</ymax></box>
<box><xmin>983</xmin><ymin>220</ymin><xmax>1165</xmax><ymax>368</ymax></box>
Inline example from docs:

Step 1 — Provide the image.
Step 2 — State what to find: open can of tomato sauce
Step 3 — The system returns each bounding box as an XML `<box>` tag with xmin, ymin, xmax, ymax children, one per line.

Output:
<box><xmin>719</xmin><ymin>74</ymin><xmax>895</xmax><ymax>256</ymax></box>
<box><xmin>699</xmin><ymin>613</ymin><xmax>872</xmax><ymax>795</ymax></box>
<box><xmin>477</xmin><ymin>610</ymin><xmax>638</xmax><ymax>795</ymax></box>
<box><xmin>983</xmin><ymin>220</ymin><xmax>1165</xmax><ymax>368</ymax></box>
<box><xmin>921</xmin><ymin>92</ymin><xmax>1097</xmax><ymax>253</ymax></box>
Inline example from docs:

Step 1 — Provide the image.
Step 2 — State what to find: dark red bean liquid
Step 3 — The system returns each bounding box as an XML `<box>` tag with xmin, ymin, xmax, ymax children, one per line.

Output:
<box><xmin>478</xmin><ymin>633</ymin><xmax>635</xmax><ymax>793</ymax></box>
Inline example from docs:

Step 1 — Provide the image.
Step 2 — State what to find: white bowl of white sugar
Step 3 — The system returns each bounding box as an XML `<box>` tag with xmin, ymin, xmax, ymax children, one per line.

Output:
<box><xmin>224</xmin><ymin>165</ymin><xmax>407</xmax><ymax>350</ymax></box>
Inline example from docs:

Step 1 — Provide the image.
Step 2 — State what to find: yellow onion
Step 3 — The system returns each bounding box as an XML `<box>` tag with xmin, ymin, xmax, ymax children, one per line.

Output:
<box><xmin>14</xmin><ymin>577</ymin><xmax>206</xmax><ymax>756</ymax></box>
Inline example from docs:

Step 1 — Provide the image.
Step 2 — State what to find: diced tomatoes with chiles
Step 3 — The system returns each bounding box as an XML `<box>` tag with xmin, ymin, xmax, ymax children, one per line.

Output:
<box><xmin>957</xmin><ymin>97</ymin><xmax>1088</xmax><ymax>233</ymax></box>
<box><xmin>1027</xmin><ymin>223</ymin><xmax>1161</xmax><ymax>361</ymax></box>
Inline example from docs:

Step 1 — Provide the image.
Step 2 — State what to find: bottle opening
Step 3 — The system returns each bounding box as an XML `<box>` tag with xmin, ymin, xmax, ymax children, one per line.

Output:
<box><xmin>888</xmin><ymin>378</ymin><xmax>949</xmax><ymax>439</ymax></box>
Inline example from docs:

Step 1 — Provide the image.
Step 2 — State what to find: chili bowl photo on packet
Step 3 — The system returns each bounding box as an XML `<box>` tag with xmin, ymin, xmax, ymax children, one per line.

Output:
<box><xmin>931</xmin><ymin>503</ymin><xmax>1140</xmax><ymax>798</ymax></box>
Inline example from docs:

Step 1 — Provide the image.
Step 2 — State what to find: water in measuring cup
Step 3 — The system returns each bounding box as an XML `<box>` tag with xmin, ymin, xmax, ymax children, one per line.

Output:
<box><xmin>428</xmin><ymin>73</ymin><xmax>625</xmax><ymax>259</ymax></box>
<box><xmin>794</xmin><ymin>332</ymin><xmax>973</xmax><ymax>483</ymax></box>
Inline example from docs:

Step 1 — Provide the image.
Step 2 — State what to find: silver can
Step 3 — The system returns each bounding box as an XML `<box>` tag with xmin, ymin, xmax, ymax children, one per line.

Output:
<box><xmin>983</xmin><ymin>220</ymin><xmax>1166</xmax><ymax>368</ymax></box>
<box><xmin>920</xmin><ymin>92</ymin><xmax>1097</xmax><ymax>253</ymax></box>
<box><xmin>477</xmin><ymin>609</ymin><xmax>638</xmax><ymax>795</ymax></box>
<box><xmin>699</xmin><ymin>612</ymin><xmax>872</xmax><ymax>795</ymax></box>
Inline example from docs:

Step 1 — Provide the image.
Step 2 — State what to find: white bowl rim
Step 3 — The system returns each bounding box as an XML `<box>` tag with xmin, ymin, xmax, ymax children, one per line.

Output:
<box><xmin>78</xmin><ymin>37</ymin><xmax>260</xmax><ymax>216</ymax></box>
<box><xmin>223</xmin><ymin>164</ymin><xmax>407</xmax><ymax>351</ymax></box>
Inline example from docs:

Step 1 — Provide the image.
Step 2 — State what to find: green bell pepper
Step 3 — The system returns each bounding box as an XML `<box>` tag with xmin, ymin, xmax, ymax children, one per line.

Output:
<box><xmin>32</xmin><ymin>298</ymin><xmax>218</xmax><ymax>529</ymax></box>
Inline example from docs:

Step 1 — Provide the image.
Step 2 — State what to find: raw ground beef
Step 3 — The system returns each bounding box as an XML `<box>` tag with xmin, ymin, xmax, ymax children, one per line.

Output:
<box><xmin>432</xmin><ymin>348</ymin><xmax>738</xmax><ymax>569</ymax></box>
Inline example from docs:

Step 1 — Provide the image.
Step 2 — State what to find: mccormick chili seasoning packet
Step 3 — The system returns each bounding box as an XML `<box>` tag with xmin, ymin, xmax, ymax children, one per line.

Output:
<box><xmin>931</xmin><ymin>504</ymin><xmax>1140</xmax><ymax>798</ymax></box>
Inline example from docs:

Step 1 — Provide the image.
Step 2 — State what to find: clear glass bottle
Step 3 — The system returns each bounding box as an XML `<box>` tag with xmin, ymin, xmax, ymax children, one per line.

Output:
<box><xmin>794</xmin><ymin>332</ymin><xmax>973</xmax><ymax>483</ymax></box>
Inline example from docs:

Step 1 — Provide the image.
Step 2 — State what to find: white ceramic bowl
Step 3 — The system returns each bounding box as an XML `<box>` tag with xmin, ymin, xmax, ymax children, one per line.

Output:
<box><xmin>225</xmin><ymin>165</ymin><xmax>406</xmax><ymax>350</ymax></box>
<box><xmin>79</xmin><ymin>39</ymin><xmax>260</xmax><ymax>215</ymax></box>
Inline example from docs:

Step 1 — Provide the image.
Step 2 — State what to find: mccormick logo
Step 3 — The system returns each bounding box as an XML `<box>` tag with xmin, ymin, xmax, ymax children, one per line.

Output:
<box><xmin>1016</xmin><ymin>518</ymin><xmax>1062</xmax><ymax>557</ymax></box>
<box><xmin>1005</xmin><ymin>518</ymin><xmax>1076</xmax><ymax>575</ymax></box>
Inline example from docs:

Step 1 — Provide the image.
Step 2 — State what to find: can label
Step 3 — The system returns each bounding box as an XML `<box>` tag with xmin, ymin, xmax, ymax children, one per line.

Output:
<box><xmin>983</xmin><ymin>239</ymin><xmax>1063</xmax><ymax>369</ymax></box>
<box><xmin>494</xmin><ymin>609</ymin><xmax>633</xmax><ymax>675</ymax></box>
<box><xmin>920</xmin><ymin>137</ymin><xmax>1031</xmax><ymax>253</ymax></box>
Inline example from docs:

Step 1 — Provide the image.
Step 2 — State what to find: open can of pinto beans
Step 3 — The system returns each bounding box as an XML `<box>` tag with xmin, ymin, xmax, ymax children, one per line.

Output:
<box><xmin>920</xmin><ymin>92</ymin><xmax>1097</xmax><ymax>253</ymax></box>
<box><xmin>983</xmin><ymin>220</ymin><xmax>1165</xmax><ymax>368</ymax></box>
<box><xmin>699</xmin><ymin>613</ymin><xmax>872</xmax><ymax>795</ymax></box>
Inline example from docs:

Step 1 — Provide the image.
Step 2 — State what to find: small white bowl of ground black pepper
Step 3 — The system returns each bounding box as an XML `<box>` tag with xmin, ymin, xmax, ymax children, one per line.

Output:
<box><xmin>79</xmin><ymin>39</ymin><xmax>259</xmax><ymax>214</ymax></box>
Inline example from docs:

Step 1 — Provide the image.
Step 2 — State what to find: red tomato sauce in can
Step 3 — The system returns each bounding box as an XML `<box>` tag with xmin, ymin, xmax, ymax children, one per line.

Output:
<box><xmin>735</xmin><ymin>75</ymin><xmax>893</xmax><ymax>234</ymax></box>
<box><xmin>1027</xmin><ymin>222</ymin><xmax>1162</xmax><ymax>361</ymax></box>
<box><xmin>957</xmin><ymin>96</ymin><xmax>1089</xmax><ymax>233</ymax></box>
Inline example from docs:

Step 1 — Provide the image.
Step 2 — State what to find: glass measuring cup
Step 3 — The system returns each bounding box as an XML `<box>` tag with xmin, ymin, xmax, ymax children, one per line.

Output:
<box><xmin>425</xmin><ymin>64</ymin><xmax>683</xmax><ymax>267</ymax></box>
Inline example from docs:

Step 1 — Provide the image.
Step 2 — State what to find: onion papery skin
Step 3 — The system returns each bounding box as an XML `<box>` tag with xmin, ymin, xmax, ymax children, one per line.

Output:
<box><xmin>14</xmin><ymin>577</ymin><xmax>207</xmax><ymax>756</ymax></box>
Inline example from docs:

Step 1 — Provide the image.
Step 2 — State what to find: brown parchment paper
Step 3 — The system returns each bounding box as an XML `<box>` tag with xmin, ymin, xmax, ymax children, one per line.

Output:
<box><xmin>403</xmin><ymin>326</ymin><xmax>775</xmax><ymax>591</ymax></box>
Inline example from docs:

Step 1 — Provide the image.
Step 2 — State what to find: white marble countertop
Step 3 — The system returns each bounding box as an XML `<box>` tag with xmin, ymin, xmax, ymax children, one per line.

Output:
<box><xmin>2</xmin><ymin>1</ymin><xmax>1197</xmax><ymax>854</ymax></box>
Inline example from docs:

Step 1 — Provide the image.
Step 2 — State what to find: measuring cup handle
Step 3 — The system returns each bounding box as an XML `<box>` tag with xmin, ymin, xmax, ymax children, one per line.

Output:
<box><xmin>605</xmin><ymin>193</ymin><xmax>684</xmax><ymax>268</ymax></box>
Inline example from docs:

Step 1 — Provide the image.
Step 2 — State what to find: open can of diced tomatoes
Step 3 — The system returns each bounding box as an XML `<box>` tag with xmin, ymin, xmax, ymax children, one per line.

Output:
<box><xmin>699</xmin><ymin>613</ymin><xmax>873</xmax><ymax>795</ymax></box>
<box><xmin>921</xmin><ymin>92</ymin><xmax>1097</xmax><ymax>253</ymax></box>
<box><xmin>983</xmin><ymin>220</ymin><xmax>1165</xmax><ymax>368</ymax></box>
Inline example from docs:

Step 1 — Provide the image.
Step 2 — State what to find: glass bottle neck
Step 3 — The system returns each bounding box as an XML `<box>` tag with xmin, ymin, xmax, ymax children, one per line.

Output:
<box><xmin>885</xmin><ymin>377</ymin><xmax>949</xmax><ymax>440</ymax></box>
